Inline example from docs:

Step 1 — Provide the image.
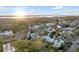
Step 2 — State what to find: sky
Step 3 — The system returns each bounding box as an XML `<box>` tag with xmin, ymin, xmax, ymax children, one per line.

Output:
<box><xmin>0</xmin><ymin>6</ymin><xmax>79</xmax><ymax>15</ymax></box>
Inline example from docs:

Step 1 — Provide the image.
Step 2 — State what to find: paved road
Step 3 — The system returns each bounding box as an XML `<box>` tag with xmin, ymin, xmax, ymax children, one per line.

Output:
<box><xmin>66</xmin><ymin>37</ymin><xmax>79</xmax><ymax>52</ymax></box>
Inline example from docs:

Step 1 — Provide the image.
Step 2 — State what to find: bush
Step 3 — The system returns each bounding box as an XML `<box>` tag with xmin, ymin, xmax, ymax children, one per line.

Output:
<box><xmin>0</xmin><ymin>39</ymin><xmax>3</xmax><ymax>52</ymax></box>
<box><xmin>45</xmin><ymin>44</ymin><xmax>58</xmax><ymax>52</ymax></box>
<box><xmin>29</xmin><ymin>37</ymin><xmax>57</xmax><ymax>52</ymax></box>
<box><xmin>29</xmin><ymin>37</ymin><xmax>47</xmax><ymax>52</ymax></box>
<box><xmin>74</xmin><ymin>29</ymin><xmax>79</xmax><ymax>36</ymax></box>
<box><xmin>76</xmin><ymin>48</ymin><xmax>79</xmax><ymax>52</ymax></box>
<box><xmin>12</xmin><ymin>37</ymin><xmax>63</xmax><ymax>52</ymax></box>
<box><xmin>12</xmin><ymin>39</ymin><xmax>30</xmax><ymax>52</ymax></box>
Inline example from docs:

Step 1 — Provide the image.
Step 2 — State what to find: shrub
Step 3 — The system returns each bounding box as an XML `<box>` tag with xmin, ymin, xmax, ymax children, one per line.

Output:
<box><xmin>74</xmin><ymin>29</ymin><xmax>79</xmax><ymax>36</ymax></box>
<box><xmin>76</xmin><ymin>48</ymin><xmax>79</xmax><ymax>52</ymax></box>
<box><xmin>29</xmin><ymin>37</ymin><xmax>47</xmax><ymax>52</ymax></box>
<box><xmin>12</xmin><ymin>39</ymin><xmax>30</xmax><ymax>52</ymax></box>
<box><xmin>0</xmin><ymin>39</ymin><xmax>3</xmax><ymax>52</ymax></box>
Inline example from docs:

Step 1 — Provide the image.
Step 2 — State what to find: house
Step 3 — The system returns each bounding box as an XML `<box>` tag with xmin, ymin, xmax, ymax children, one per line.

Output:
<box><xmin>61</xmin><ymin>27</ymin><xmax>76</xmax><ymax>32</ymax></box>
<box><xmin>14</xmin><ymin>32</ymin><xmax>27</xmax><ymax>39</ymax></box>
<box><xmin>30</xmin><ymin>33</ymin><xmax>38</xmax><ymax>40</ymax></box>
<box><xmin>43</xmin><ymin>32</ymin><xmax>65</xmax><ymax>48</ymax></box>
<box><xmin>53</xmin><ymin>36</ymin><xmax>65</xmax><ymax>48</ymax></box>
<box><xmin>57</xmin><ymin>25</ymin><xmax>61</xmax><ymax>29</ymax></box>
<box><xmin>0</xmin><ymin>30</ymin><xmax>14</xmax><ymax>38</ymax></box>
<box><xmin>26</xmin><ymin>31</ymin><xmax>38</xmax><ymax>40</ymax></box>
<box><xmin>43</xmin><ymin>35</ymin><xmax>54</xmax><ymax>43</ymax></box>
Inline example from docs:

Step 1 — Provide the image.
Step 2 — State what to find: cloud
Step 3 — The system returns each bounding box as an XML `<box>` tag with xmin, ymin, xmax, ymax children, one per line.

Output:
<box><xmin>52</xmin><ymin>6</ymin><xmax>64</xmax><ymax>10</ymax></box>
<box><xmin>49</xmin><ymin>9</ymin><xmax>79</xmax><ymax>15</ymax></box>
<box><xmin>0</xmin><ymin>7</ymin><xmax>8</xmax><ymax>11</ymax></box>
<box><xmin>29</xmin><ymin>9</ymin><xmax>35</xmax><ymax>11</ymax></box>
<box><xmin>50</xmin><ymin>6</ymin><xmax>79</xmax><ymax>15</ymax></box>
<box><xmin>0</xmin><ymin>6</ymin><xmax>19</xmax><ymax>11</ymax></box>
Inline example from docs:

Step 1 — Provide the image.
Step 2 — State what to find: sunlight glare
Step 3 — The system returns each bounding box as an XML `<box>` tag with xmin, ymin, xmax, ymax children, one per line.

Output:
<box><xmin>14</xmin><ymin>9</ymin><xmax>26</xmax><ymax>18</ymax></box>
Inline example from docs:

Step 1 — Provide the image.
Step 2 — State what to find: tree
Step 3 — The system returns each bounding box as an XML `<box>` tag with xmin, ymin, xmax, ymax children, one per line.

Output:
<box><xmin>29</xmin><ymin>37</ymin><xmax>47</xmax><ymax>52</ymax></box>
<box><xmin>12</xmin><ymin>39</ymin><xmax>30</xmax><ymax>52</ymax></box>
<box><xmin>0</xmin><ymin>39</ymin><xmax>3</xmax><ymax>52</ymax></box>
<box><xmin>12</xmin><ymin>37</ymin><xmax>63</xmax><ymax>52</ymax></box>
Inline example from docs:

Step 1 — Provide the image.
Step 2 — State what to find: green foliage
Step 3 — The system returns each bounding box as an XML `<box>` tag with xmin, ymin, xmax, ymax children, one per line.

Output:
<box><xmin>74</xmin><ymin>29</ymin><xmax>79</xmax><ymax>36</ymax></box>
<box><xmin>12</xmin><ymin>37</ymin><xmax>56</xmax><ymax>52</ymax></box>
<box><xmin>69</xmin><ymin>32</ymin><xmax>76</xmax><ymax>38</ymax></box>
<box><xmin>0</xmin><ymin>39</ymin><xmax>3</xmax><ymax>52</ymax></box>
<box><xmin>29</xmin><ymin>37</ymin><xmax>47</xmax><ymax>52</ymax></box>
<box><xmin>28</xmin><ymin>37</ymin><xmax>59</xmax><ymax>52</ymax></box>
<box><xmin>12</xmin><ymin>39</ymin><xmax>30</xmax><ymax>52</ymax></box>
<box><xmin>45</xmin><ymin>44</ymin><xmax>58</xmax><ymax>52</ymax></box>
<box><xmin>64</xmin><ymin>16</ymin><xmax>79</xmax><ymax>21</ymax></box>
<box><xmin>11</xmin><ymin>24</ymin><xmax>28</xmax><ymax>33</ymax></box>
<box><xmin>12</xmin><ymin>37</ymin><xmax>64</xmax><ymax>52</ymax></box>
<box><xmin>76</xmin><ymin>48</ymin><xmax>79</xmax><ymax>52</ymax></box>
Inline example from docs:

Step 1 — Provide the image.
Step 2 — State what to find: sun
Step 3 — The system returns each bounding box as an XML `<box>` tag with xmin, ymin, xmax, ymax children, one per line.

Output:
<box><xmin>13</xmin><ymin>9</ymin><xmax>26</xmax><ymax>21</ymax></box>
<box><xmin>14</xmin><ymin>9</ymin><xmax>26</xmax><ymax>18</ymax></box>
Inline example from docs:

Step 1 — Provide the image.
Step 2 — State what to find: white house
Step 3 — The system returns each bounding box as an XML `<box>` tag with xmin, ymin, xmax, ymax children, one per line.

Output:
<box><xmin>30</xmin><ymin>33</ymin><xmax>38</xmax><ymax>40</ymax></box>
<box><xmin>57</xmin><ymin>25</ymin><xmax>61</xmax><ymax>29</ymax></box>
<box><xmin>53</xmin><ymin>38</ymin><xmax>64</xmax><ymax>48</ymax></box>
<box><xmin>0</xmin><ymin>30</ymin><xmax>14</xmax><ymax>37</ymax></box>
<box><xmin>43</xmin><ymin>35</ymin><xmax>54</xmax><ymax>43</ymax></box>
<box><xmin>27</xmin><ymin>32</ymin><xmax>38</xmax><ymax>40</ymax></box>
<box><xmin>43</xmin><ymin>32</ymin><xmax>65</xmax><ymax>48</ymax></box>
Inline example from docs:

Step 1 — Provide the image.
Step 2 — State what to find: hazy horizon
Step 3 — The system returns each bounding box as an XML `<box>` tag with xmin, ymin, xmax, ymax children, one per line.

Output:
<box><xmin>0</xmin><ymin>6</ymin><xmax>79</xmax><ymax>16</ymax></box>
